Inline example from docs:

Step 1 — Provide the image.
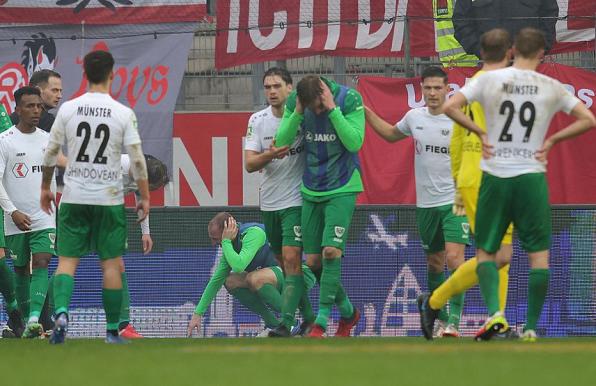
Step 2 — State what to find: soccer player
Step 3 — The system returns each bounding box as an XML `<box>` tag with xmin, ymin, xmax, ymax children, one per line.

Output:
<box><xmin>243</xmin><ymin>67</ymin><xmax>314</xmax><ymax>337</ymax></box>
<box><xmin>0</xmin><ymin>102</ymin><xmax>26</xmax><ymax>338</ymax></box>
<box><xmin>187</xmin><ymin>212</ymin><xmax>315</xmax><ymax>337</ymax></box>
<box><xmin>117</xmin><ymin>153</ymin><xmax>168</xmax><ymax>338</ymax></box>
<box><xmin>417</xmin><ymin>28</ymin><xmax>517</xmax><ymax>340</ymax></box>
<box><xmin>441</xmin><ymin>27</ymin><xmax>596</xmax><ymax>341</ymax></box>
<box><xmin>0</xmin><ymin>87</ymin><xmax>59</xmax><ymax>339</ymax></box>
<box><xmin>40</xmin><ymin>50</ymin><xmax>150</xmax><ymax>344</ymax></box>
<box><xmin>10</xmin><ymin>69</ymin><xmax>63</xmax><ymax>132</ymax></box>
<box><xmin>365</xmin><ymin>67</ymin><xmax>470</xmax><ymax>338</ymax></box>
<box><xmin>275</xmin><ymin>75</ymin><xmax>362</xmax><ymax>338</ymax></box>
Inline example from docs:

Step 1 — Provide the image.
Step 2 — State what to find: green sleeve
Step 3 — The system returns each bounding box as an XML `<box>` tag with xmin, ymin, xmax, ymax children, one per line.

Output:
<box><xmin>194</xmin><ymin>258</ymin><xmax>232</xmax><ymax>315</ymax></box>
<box><xmin>221</xmin><ymin>226</ymin><xmax>266</xmax><ymax>273</ymax></box>
<box><xmin>275</xmin><ymin>91</ymin><xmax>303</xmax><ymax>147</ymax></box>
<box><xmin>329</xmin><ymin>89</ymin><xmax>365</xmax><ymax>152</ymax></box>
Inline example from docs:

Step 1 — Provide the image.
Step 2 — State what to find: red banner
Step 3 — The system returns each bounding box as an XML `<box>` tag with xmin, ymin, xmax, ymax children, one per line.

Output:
<box><xmin>216</xmin><ymin>0</ymin><xmax>595</xmax><ymax>69</ymax></box>
<box><xmin>0</xmin><ymin>0</ymin><xmax>206</xmax><ymax>25</ymax></box>
<box><xmin>216</xmin><ymin>0</ymin><xmax>434</xmax><ymax>69</ymax></box>
<box><xmin>357</xmin><ymin>63</ymin><xmax>596</xmax><ymax>205</ymax></box>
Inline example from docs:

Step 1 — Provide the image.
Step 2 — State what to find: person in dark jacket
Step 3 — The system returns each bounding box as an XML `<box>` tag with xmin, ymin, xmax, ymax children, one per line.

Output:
<box><xmin>10</xmin><ymin>69</ymin><xmax>62</xmax><ymax>132</ymax></box>
<box><xmin>453</xmin><ymin>0</ymin><xmax>558</xmax><ymax>57</ymax></box>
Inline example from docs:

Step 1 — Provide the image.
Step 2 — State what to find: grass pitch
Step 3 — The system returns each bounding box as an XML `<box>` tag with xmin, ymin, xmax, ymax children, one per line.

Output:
<box><xmin>1</xmin><ymin>337</ymin><xmax>594</xmax><ymax>386</ymax></box>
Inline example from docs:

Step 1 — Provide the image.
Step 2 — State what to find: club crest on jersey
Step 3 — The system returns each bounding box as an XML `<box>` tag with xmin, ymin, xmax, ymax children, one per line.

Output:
<box><xmin>461</xmin><ymin>223</ymin><xmax>470</xmax><ymax>234</ymax></box>
<box><xmin>293</xmin><ymin>225</ymin><xmax>302</xmax><ymax>237</ymax></box>
<box><xmin>12</xmin><ymin>163</ymin><xmax>28</xmax><ymax>178</ymax></box>
<box><xmin>334</xmin><ymin>226</ymin><xmax>345</xmax><ymax>238</ymax></box>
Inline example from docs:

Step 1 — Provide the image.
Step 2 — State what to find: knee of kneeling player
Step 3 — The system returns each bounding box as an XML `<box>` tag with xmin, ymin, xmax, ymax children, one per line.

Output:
<box><xmin>322</xmin><ymin>247</ymin><xmax>341</xmax><ymax>260</ymax></box>
<box><xmin>32</xmin><ymin>255</ymin><xmax>51</xmax><ymax>269</ymax></box>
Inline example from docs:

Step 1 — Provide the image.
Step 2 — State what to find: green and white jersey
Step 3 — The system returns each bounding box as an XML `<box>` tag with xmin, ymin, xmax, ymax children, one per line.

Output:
<box><xmin>0</xmin><ymin>127</ymin><xmax>56</xmax><ymax>235</ymax></box>
<box><xmin>460</xmin><ymin>67</ymin><xmax>580</xmax><ymax>178</ymax></box>
<box><xmin>49</xmin><ymin>92</ymin><xmax>142</xmax><ymax>206</ymax></box>
<box><xmin>244</xmin><ymin>105</ymin><xmax>304</xmax><ymax>211</ymax></box>
<box><xmin>396</xmin><ymin>107</ymin><xmax>455</xmax><ymax>208</ymax></box>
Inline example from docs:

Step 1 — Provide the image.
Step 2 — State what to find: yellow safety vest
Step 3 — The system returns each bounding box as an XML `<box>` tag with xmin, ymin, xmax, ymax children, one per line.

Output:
<box><xmin>433</xmin><ymin>0</ymin><xmax>479</xmax><ymax>67</ymax></box>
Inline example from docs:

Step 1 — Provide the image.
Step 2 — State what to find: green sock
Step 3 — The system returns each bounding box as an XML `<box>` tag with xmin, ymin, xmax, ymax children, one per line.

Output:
<box><xmin>15</xmin><ymin>272</ymin><xmax>30</xmax><ymax>318</ymax></box>
<box><xmin>257</xmin><ymin>283</ymin><xmax>282</xmax><ymax>313</ymax></box>
<box><xmin>299</xmin><ymin>291</ymin><xmax>315</xmax><ymax>323</ymax></box>
<box><xmin>447</xmin><ymin>270</ymin><xmax>465</xmax><ymax>327</ymax></box>
<box><xmin>119</xmin><ymin>272</ymin><xmax>130</xmax><ymax>326</ymax></box>
<box><xmin>53</xmin><ymin>273</ymin><xmax>74</xmax><ymax>316</ymax></box>
<box><xmin>0</xmin><ymin>258</ymin><xmax>18</xmax><ymax>312</ymax></box>
<box><xmin>28</xmin><ymin>268</ymin><xmax>49</xmax><ymax>322</ymax></box>
<box><xmin>315</xmin><ymin>258</ymin><xmax>342</xmax><ymax>329</ymax></box>
<box><xmin>526</xmin><ymin>269</ymin><xmax>550</xmax><ymax>331</ymax></box>
<box><xmin>102</xmin><ymin>288</ymin><xmax>123</xmax><ymax>331</ymax></box>
<box><xmin>427</xmin><ymin>270</ymin><xmax>448</xmax><ymax>322</ymax></box>
<box><xmin>280</xmin><ymin>275</ymin><xmax>304</xmax><ymax>329</ymax></box>
<box><xmin>335</xmin><ymin>284</ymin><xmax>354</xmax><ymax>319</ymax></box>
<box><xmin>230</xmin><ymin>287</ymin><xmax>280</xmax><ymax>329</ymax></box>
<box><xmin>476</xmin><ymin>261</ymin><xmax>500</xmax><ymax>315</ymax></box>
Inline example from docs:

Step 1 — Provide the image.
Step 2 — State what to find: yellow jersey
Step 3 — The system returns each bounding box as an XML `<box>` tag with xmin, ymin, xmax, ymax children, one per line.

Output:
<box><xmin>450</xmin><ymin>70</ymin><xmax>486</xmax><ymax>189</ymax></box>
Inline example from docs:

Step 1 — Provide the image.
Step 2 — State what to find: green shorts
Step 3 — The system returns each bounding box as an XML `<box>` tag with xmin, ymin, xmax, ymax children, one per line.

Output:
<box><xmin>476</xmin><ymin>172</ymin><xmax>551</xmax><ymax>254</ymax></box>
<box><xmin>301</xmin><ymin>192</ymin><xmax>357</xmax><ymax>254</ymax></box>
<box><xmin>416</xmin><ymin>204</ymin><xmax>470</xmax><ymax>254</ymax></box>
<box><xmin>57</xmin><ymin>203</ymin><xmax>127</xmax><ymax>260</ymax></box>
<box><xmin>7</xmin><ymin>229</ymin><xmax>56</xmax><ymax>267</ymax></box>
<box><xmin>0</xmin><ymin>212</ymin><xmax>5</xmax><ymax>248</ymax></box>
<box><xmin>261</xmin><ymin>206</ymin><xmax>302</xmax><ymax>255</ymax></box>
<box><xmin>270</xmin><ymin>264</ymin><xmax>316</xmax><ymax>292</ymax></box>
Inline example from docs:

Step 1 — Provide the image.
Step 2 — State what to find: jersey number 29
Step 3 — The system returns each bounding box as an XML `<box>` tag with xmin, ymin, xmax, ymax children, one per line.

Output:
<box><xmin>76</xmin><ymin>122</ymin><xmax>110</xmax><ymax>164</ymax></box>
<box><xmin>498</xmin><ymin>100</ymin><xmax>536</xmax><ymax>143</ymax></box>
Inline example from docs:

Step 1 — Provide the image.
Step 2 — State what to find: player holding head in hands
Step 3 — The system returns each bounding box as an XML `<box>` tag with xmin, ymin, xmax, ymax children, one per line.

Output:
<box><xmin>40</xmin><ymin>50</ymin><xmax>150</xmax><ymax>344</ymax></box>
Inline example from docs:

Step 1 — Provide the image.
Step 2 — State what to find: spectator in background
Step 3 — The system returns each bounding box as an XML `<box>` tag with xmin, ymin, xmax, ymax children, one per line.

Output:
<box><xmin>453</xmin><ymin>0</ymin><xmax>558</xmax><ymax>57</ymax></box>
<box><xmin>10</xmin><ymin>69</ymin><xmax>63</xmax><ymax>132</ymax></box>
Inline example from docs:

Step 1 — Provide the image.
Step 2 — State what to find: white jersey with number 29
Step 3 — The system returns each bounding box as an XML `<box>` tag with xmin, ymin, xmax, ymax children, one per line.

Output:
<box><xmin>49</xmin><ymin>92</ymin><xmax>142</xmax><ymax>205</ymax></box>
<box><xmin>460</xmin><ymin>67</ymin><xmax>580</xmax><ymax>178</ymax></box>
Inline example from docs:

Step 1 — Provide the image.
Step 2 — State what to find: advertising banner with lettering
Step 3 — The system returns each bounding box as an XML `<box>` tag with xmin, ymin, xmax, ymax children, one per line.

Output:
<box><xmin>357</xmin><ymin>63</ymin><xmax>596</xmax><ymax>205</ymax></box>
<box><xmin>0</xmin><ymin>26</ymin><xmax>194</xmax><ymax>176</ymax></box>
<box><xmin>215</xmin><ymin>0</ymin><xmax>595</xmax><ymax>69</ymax></box>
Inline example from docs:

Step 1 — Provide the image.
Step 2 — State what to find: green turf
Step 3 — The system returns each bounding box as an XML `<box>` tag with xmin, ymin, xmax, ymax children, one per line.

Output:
<box><xmin>1</xmin><ymin>337</ymin><xmax>595</xmax><ymax>386</ymax></box>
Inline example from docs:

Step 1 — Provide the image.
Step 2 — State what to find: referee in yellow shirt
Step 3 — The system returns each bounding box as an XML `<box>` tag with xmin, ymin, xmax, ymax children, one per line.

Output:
<box><xmin>418</xmin><ymin>28</ymin><xmax>517</xmax><ymax>339</ymax></box>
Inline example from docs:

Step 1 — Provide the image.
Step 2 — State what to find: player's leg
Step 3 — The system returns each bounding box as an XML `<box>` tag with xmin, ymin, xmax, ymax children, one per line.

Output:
<box><xmin>0</xmin><ymin>210</ymin><xmax>25</xmax><ymax>338</ymax></box>
<box><xmin>473</xmin><ymin>173</ymin><xmax>513</xmax><ymax>340</ymax></box>
<box><xmin>442</xmin><ymin>207</ymin><xmax>470</xmax><ymax>336</ymax></box>
<box><xmin>225</xmin><ymin>272</ymin><xmax>280</xmax><ymax>330</ymax></box>
<box><xmin>8</xmin><ymin>233</ymin><xmax>32</xmax><ymax>324</ymax></box>
<box><xmin>247</xmin><ymin>267</ymin><xmax>282</xmax><ymax>312</ymax></box>
<box><xmin>513</xmin><ymin>173</ymin><xmax>552</xmax><ymax>342</ymax></box>
<box><xmin>117</xmin><ymin>259</ymin><xmax>143</xmax><ymax>339</ymax></box>
<box><xmin>497</xmin><ymin>226</ymin><xmax>514</xmax><ymax>314</ymax></box>
<box><xmin>95</xmin><ymin>204</ymin><xmax>129</xmax><ymax>344</ymax></box>
<box><xmin>317</xmin><ymin>193</ymin><xmax>359</xmax><ymax>337</ymax></box>
<box><xmin>21</xmin><ymin>229</ymin><xmax>55</xmax><ymax>338</ymax></box>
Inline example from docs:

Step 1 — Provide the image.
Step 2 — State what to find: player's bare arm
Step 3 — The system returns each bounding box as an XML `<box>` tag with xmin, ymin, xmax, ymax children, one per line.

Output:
<box><xmin>364</xmin><ymin>106</ymin><xmax>407</xmax><ymax>143</ymax></box>
<box><xmin>40</xmin><ymin>140</ymin><xmax>59</xmax><ymax>214</ymax></box>
<box><xmin>535</xmin><ymin>102</ymin><xmax>596</xmax><ymax>163</ymax></box>
<box><xmin>442</xmin><ymin>92</ymin><xmax>493</xmax><ymax>158</ymax></box>
<box><xmin>127</xmin><ymin>143</ymin><xmax>150</xmax><ymax>223</ymax></box>
<box><xmin>244</xmin><ymin>140</ymin><xmax>290</xmax><ymax>173</ymax></box>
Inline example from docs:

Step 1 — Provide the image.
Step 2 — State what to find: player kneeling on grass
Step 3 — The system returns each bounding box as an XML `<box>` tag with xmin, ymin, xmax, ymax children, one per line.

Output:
<box><xmin>187</xmin><ymin>212</ymin><xmax>315</xmax><ymax>338</ymax></box>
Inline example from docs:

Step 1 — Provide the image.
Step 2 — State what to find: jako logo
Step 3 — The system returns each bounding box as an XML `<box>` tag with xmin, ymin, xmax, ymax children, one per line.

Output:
<box><xmin>306</xmin><ymin>132</ymin><xmax>337</xmax><ymax>142</ymax></box>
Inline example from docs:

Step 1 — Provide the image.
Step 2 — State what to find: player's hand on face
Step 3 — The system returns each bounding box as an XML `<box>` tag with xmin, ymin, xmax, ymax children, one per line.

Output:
<box><xmin>11</xmin><ymin>210</ymin><xmax>32</xmax><ymax>232</ymax></box>
<box><xmin>141</xmin><ymin>234</ymin><xmax>153</xmax><ymax>255</ymax></box>
<box><xmin>480</xmin><ymin>133</ymin><xmax>494</xmax><ymax>159</ymax></box>
<box><xmin>187</xmin><ymin>314</ymin><xmax>202</xmax><ymax>337</ymax></box>
<box><xmin>136</xmin><ymin>198</ymin><xmax>150</xmax><ymax>223</ymax></box>
<box><xmin>269</xmin><ymin>138</ymin><xmax>290</xmax><ymax>159</ymax></box>
<box><xmin>319</xmin><ymin>80</ymin><xmax>336</xmax><ymax>111</ymax></box>
<box><xmin>222</xmin><ymin>218</ymin><xmax>239</xmax><ymax>241</ymax></box>
<box><xmin>452</xmin><ymin>190</ymin><xmax>466</xmax><ymax>216</ymax></box>
<box><xmin>40</xmin><ymin>189</ymin><xmax>56</xmax><ymax>215</ymax></box>
<box><xmin>535</xmin><ymin>138</ymin><xmax>554</xmax><ymax>164</ymax></box>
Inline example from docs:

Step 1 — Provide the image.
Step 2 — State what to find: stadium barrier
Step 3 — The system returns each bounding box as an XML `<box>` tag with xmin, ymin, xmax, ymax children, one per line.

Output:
<box><xmin>1</xmin><ymin>206</ymin><xmax>594</xmax><ymax>338</ymax></box>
